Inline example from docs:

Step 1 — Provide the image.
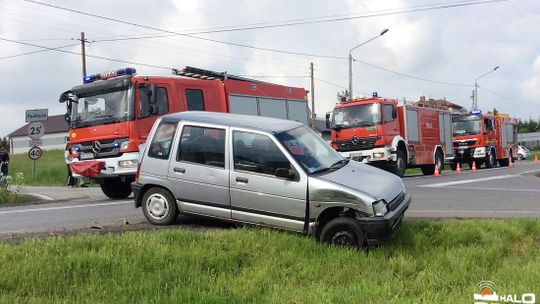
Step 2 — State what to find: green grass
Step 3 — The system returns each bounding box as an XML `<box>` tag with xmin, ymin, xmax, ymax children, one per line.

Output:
<box><xmin>0</xmin><ymin>188</ymin><xmax>31</xmax><ymax>204</ymax></box>
<box><xmin>530</xmin><ymin>149</ymin><xmax>540</xmax><ymax>160</ymax></box>
<box><xmin>0</xmin><ymin>220</ymin><xmax>539</xmax><ymax>303</ymax></box>
<box><xmin>8</xmin><ymin>149</ymin><xmax>67</xmax><ymax>186</ymax></box>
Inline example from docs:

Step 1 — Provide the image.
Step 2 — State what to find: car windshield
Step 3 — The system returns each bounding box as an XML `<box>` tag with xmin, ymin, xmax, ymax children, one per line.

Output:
<box><xmin>276</xmin><ymin>126</ymin><xmax>345</xmax><ymax>174</ymax></box>
<box><xmin>71</xmin><ymin>85</ymin><xmax>134</xmax><ymax>128</ymax></box>
<box><xmin>452</xmin><ymin>117</ymin><xmax>482</xmax><ymax>136</ymax></box>
<box><xmin>333</xmin><ymin>103</ymin><xmax>381</xmax><ymax>129</ymax></box>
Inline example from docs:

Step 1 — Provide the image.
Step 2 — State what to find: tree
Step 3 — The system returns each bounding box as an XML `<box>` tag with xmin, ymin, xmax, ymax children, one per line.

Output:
<box><xmin>0</xmin><ymin>137</ymin><xmax>9</xmax><ymax>152</ymax></box>
<box><xmin>336</xmin><ymin>90</ymin><xmax>348</xmax><ymax>102</ymax></box>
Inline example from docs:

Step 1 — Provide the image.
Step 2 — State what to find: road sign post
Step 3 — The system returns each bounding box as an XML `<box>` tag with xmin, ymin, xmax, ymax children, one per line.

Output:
<box><xmin>28</xmin><ymin>146</ymin><xmax>43</xmax><ymax>178</ymax></box>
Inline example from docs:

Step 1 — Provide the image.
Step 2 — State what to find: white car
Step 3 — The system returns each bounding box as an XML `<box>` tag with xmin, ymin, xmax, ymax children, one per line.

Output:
<box><xmin>516</xmin><ymin>145</ymin><xmax>530</xmax><ymax>160</ymax></box>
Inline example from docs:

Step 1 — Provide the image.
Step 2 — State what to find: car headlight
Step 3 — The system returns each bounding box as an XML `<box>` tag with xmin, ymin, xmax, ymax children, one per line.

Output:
<box><xmin>372</xmin><ymin>200</ymin><xmax>388</xmax><ymax>217</ymax></box>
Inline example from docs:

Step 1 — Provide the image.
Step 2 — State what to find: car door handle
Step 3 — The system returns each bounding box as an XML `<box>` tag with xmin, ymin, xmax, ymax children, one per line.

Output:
<box><xmin>173</xmin><ymin>167</ymin><xmax>185</xmax><ymax>173</ymax></box>
<box><xmin>235</xmin><ymin>177</ymin><xmax>248</xmax><ymax>183</ymax></box>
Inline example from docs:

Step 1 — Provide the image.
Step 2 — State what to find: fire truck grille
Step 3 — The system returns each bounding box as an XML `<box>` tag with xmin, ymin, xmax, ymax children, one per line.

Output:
<box><xmin>334</xmin><ymin>136</ymin><xmax>378</xmax><ymax>152</ymax></box>
<box><xmin>387</xmin><ymin>191</ymin><xmax>405</xmax><ymax>211</ymax></box>
<box><xmin>453</xmin><ymin>139</ymin><xmax>477</xmax><ymax>147</ymax></box>
<box><xmin>73</xmin><ymin>138</ymin><xmax>127</xmax><ymax>160</ymax></box>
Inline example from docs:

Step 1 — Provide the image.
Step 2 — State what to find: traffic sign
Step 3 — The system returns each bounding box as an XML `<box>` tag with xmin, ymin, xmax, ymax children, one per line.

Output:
<box><xmin>28</xmin><ymin>139</ymin><xmax>43</xmax><ymax>147</ymax></box>
<box><xmin>28</xmin><ymin>146</ymin><xmax>43</xmax><ymax>160</ymax></box>
<box><xmin>25</xmin><ymin>109</ymin><xmax>48</xmax><ymax>123</ymax></box>
<box><xmin>27</xmin><ymin>122</ymin><xmax>45</xmax><ymax>140</ymax></box>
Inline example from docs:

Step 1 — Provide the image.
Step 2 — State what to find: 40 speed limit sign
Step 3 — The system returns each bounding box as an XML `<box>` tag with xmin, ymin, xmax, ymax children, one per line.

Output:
<box><xmin>28</xmin><ymin>146</ymin><xmax>43</xmax><ymax>160</ymax></box>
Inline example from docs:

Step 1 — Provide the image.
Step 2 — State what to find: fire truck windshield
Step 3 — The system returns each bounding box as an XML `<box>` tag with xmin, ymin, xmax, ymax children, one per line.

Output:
<box><xmin>71</xmin><ymin>86</ymin><xmax>134</xmax><ymax>128</ymax></box>
<box><xmin>452</xmin><ymin>117</ymin><xmax>481</xmax><ymax>136</ymax></box>
<box><xmin>333</xmin><ymin>103</ymin><xmax>381</xmax><ymax>129</ymax></box>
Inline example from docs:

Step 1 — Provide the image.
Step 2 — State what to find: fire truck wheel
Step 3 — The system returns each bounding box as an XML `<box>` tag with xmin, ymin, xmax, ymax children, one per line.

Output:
<box><xmin>484</xmin><ymin>149</ymin><xmax>496</xmax><ymax>168</ymax></box>
<box><xmin>391</xmin><ymin>150</ymin><xmax>406</xmax><ymax>177</ymax></box>
<box><xmin>100</xmin><ymin>179</ymin><xmax>132</xmax><ymax>199</ymax></box>
<box><xmin>450</xmin><ymin>160</ymin><xmax>458</xmax><ymax>171</ymax></box>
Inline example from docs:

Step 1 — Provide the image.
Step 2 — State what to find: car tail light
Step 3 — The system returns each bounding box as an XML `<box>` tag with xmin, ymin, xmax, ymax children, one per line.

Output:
<box><xmin>135</xmin><ymin>163</ymin><xmax>141</xmax><ymax>183</ymax></box>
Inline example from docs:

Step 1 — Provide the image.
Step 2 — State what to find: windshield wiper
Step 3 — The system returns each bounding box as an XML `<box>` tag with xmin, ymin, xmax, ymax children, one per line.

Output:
<box><xmin>310</xmin><ymin>159</ymin><xmax>349</xmax><ymax>175</ymax></box>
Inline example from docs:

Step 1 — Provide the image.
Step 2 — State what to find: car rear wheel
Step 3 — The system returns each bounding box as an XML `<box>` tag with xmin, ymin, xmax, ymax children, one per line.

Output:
<box><xmin>142</xmin><ymin>187</ymin><xmax>178</xmax><ymax>225</ymax></box>
<box><xmin>517</xmin><ymin>154</ymin><xmax>524</xmax><ymax>161</ymax></box>
<box><xmin>100</xmin><ymin>178</ymin><xmax>132</xmax><ymax>199</ymax></box>
<box><xmin>320</xmin><ymin>217</ymin><xmax>366</xmax><ymax>248</ymax></box>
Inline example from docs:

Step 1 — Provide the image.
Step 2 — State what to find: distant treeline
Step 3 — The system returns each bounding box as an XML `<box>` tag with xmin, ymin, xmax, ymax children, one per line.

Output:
<box><xmin>517</xmin><ymin>119</ymin><xmax>540</xmax><ymax>134</ymax></box>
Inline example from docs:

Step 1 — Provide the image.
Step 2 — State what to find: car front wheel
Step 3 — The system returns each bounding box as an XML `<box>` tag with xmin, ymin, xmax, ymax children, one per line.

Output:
<box><xmin>320</xmin><ymin>217</ymin><xmax>366</xmax><ymax>248</ymax></box>
<box><xmin>142</xmin><ymin>187</ymin><xmax>178</xmax><ymax>225</ymax></box>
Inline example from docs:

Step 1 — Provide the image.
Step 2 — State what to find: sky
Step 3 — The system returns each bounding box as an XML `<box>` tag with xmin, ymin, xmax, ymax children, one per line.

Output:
<box><xmin>0</xmin><ymin>0</ymin><xmax>539</xmax><ymax>137</ymax></box>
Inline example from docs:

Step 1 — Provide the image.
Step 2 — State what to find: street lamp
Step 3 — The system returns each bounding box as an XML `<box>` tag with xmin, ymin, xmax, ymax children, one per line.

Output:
<box><xmin>473</xmin><ymin>65</ymin><xmax>499</xmax><ymax>110</ymax></box>
<box><xmin>348</xmin><ymin>28</ymin><xmax>389</xmax><ymax>101</ymax></box>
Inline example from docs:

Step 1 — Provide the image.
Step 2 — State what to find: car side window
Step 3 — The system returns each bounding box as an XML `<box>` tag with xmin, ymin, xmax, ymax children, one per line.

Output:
<box><xmin>177</xmin><ymin>125</ymin><xmax>225</xmax><ymax>168</ymax></box>
<box><xmin>233</xmin><ymin>131</ymin><xmax>291</xmax><ymax>176</ymax></box>
<box><xmin>186</xmin><ymin>89</ymin><xmax>204</xmax><ymax>111</ymax></box>
<box><xmin>383</xmin><ymin>104</ymin><xmax>396</xmax><ymax>123</ymax></box>
<box><xmin>148</xmin><ymin>122</ymin><xmax>177</xmax><ymax>159</ymax></box>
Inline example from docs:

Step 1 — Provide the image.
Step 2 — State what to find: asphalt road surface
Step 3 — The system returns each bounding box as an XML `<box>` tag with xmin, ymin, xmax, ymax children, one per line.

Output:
<box><xmin>1</xmin><ymin>160</ymin><xmax>539</xmax><ymax>235</ymax></box>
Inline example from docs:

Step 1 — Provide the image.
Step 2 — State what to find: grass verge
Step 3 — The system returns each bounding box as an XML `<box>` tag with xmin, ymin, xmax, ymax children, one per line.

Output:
<box><xmin>0</xmin><ymin>219</ymin><xmax>539</xmax><ymax>303</ymax></box>
<box><xmin>0</xmin><ymin>188</ymin><xmax>31</xmax><ymax>204</ymax></box>
<box><xmin>8</xmin><ymin>149</ymin><xmax>67</xmax><ymax>186</ymax></box>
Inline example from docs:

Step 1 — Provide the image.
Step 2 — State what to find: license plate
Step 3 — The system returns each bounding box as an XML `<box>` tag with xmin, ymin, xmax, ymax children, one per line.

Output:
<box><xmin>79</xmin><ymin>152</ymin><xmax>94</xmax><ymax>160</ymax></box>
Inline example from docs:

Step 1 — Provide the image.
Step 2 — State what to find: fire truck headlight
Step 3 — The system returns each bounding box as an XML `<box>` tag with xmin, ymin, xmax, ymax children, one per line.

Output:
<box><xmin>120</xmin><ymin>141</ymin><xmax>130</xmax><ymax>151</ymax></box>
<box><xmin>119</xmin><ymin>160</ymin><xmax>139</xmax><ymax>168</ymax></box>
<box><xmin>373</xmin><ymin>152</ymin><xmax>385</xmax><ymax>159</ymax></box>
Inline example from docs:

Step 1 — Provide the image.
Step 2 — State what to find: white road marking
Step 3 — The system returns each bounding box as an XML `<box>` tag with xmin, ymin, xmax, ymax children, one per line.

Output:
<box><xmin>404</xmin><ymin>162</ymin><xmax>536</xmax><ymax>180</ymax></box>
<box><xmin>0</xmin><ymin>200</ymin><xmax>132</xmax><ymax>215</ymax></box>
<box><xmin>418</xmin><ymin>175</ymin><xmax>515</xmax><ymax>188</ymax></box>
<box><xmin>25</xmin><ymin>193</ymin><xmax>54</xmax><ymax>201</ymax></box>
<box><xmin>408</xmin><ymin>210</ymin><xmax>540</xmax><ymax>214</ymax></box>
<box><xmin>446</xmin><ymin>186</ymin><xmax>540</xmax><ymax>192</ymax></box>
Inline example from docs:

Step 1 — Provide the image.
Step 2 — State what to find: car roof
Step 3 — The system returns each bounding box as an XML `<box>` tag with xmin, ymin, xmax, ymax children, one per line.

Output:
<box><xmin>160</xmin><ymin>111</ymin><xmax>304</xmax><ymax>134</ymax></box>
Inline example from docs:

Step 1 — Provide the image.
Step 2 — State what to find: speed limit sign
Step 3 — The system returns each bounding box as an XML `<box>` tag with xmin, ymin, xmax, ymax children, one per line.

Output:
<box><xmin>27</xmin><ymin>122</ymin><xmax>45</xmax><ymax>140</ymax></box>
<box><xmin>28</xmin><ymin>146</ymin><xmax>43</xmax><ymax>160</ymax></box>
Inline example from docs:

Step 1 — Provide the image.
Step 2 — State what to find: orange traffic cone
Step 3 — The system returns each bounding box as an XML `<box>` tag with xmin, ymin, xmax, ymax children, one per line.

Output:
<box><xmin>456</xmin><ymin>162</ymin><xmax>461</xmax><ymax>174</ymax></box>
<box><xmin>535</xmin><ymin>155</ymin><xmax>539</xmax><ymax>164</ymax></box>
<box><xmin>434</xmin><ymin>165</ymin><xmax>440</xmax><ymax>177</ymax></box>
<box><xmin>472</xmin><ymin>161</ymin><xmax>477</xmax><ymax>172</ymax></box>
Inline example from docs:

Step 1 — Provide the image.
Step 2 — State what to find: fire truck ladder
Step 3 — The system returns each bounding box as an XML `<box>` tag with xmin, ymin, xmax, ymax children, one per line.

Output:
<box><xmin>172</xmin><ymin>66</ymin><xmax>265</xmax><ymax>83</ymax></box>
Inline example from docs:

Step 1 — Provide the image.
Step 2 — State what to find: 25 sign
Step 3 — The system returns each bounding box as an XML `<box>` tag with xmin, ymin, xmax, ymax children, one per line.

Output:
<box><xmin>27</xmin><ymin>122</ymin><xmax>45</xmax><ymax>140</ymax></box>
<box><xmin>28</xmin><ymin>146</ymin><xmax>43</xmax><ymax>160</ymax></box>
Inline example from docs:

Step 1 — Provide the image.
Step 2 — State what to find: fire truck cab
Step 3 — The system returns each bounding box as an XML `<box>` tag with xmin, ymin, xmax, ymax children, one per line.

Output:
<box><xmin>60</xmin><ymin>67</ymin><xmax>309</xmax><ymax>199</ymax></box>
<box><xmin>326</xmin><ymin>94</ymin><xmax>453</xmax><ymax>177</ymax></box>
<box><xmin>451</xmin><ymin>110</ymin><xmax>517</xmax><ymax>170</ymax></box>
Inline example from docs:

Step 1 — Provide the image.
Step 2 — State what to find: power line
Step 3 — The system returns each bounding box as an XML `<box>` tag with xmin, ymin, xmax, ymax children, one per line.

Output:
<box><xmin>22</xmin><ymin>0</ymin><xmax>507</xmax><ymax>60</ymax></box>
<box><xmin>238</xmin><ymin>75</ymin><xmax>309</xmax><ymax>78</ymax></box>
<box><xmin>69</xmin><ymin>0</ymin><xmax>507</xmax><ymax>37</ymax></box>
<box><xmin>354</xmin><ymin>59</ymin><xmax>472</xmax><ymax>87</ymax></box>
<box><xmin>0</xmin><ymin>37</ymin><xmax>173</xmax><ymax>70</ymax></box>
<box><xmin>478</xmin><ymin>85</ymin><xmax>540</xmax><ymax>106</ymax></box>
<box><xmin>0</xmin><ymin>42</ymin><xmax>78</xmax><ymax>60</ymax></box>
<box><xmin>314</xmin><ymin>77</ymin><xmax>370</xmax><ymax>96</ymax></box>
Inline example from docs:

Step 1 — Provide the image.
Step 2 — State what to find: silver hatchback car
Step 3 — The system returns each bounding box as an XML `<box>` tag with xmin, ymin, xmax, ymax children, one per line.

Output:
<box><xmin>132</xmin><ymin>112</ymin><xmax>411</xmax><ymax>247</ymax></box>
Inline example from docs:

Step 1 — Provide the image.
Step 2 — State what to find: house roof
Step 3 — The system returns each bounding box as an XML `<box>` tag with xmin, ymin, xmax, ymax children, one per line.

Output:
<box><xmin>8</xmin><ymin>114</ymin><xmax>69</xmax><ymax>137</ymax></box>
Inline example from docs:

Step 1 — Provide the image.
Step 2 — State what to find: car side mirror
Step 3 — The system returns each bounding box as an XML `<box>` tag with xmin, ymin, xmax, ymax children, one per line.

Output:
<box><xmin>275</xmin><ymin>168</ymin><xmax>295</xmax><ymax>179</ymax></box>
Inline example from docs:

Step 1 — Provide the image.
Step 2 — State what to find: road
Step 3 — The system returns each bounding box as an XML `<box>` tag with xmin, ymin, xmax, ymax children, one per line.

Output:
<box><xmin>1</xmin><ymin>160</ymin><xmax>539</xmax><ymax>235</ymax></box>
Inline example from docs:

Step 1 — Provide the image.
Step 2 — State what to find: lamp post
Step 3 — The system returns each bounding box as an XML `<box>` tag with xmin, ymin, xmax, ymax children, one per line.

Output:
<box><xmin>348</xmin><ymin>28</ymin><xmax>389</xmax><ymax>101</ymax></box>
<box><xmin>473</xmin><ymin>66</ymin><xmax>499</xmax><ymax>110</ymax></box>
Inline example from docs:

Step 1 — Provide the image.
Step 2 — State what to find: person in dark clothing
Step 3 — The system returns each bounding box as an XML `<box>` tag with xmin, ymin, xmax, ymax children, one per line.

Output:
<box><xmin>0</xmin><ymin>148</ymin><xmax>9</xmax><ymax>175</ymax></box>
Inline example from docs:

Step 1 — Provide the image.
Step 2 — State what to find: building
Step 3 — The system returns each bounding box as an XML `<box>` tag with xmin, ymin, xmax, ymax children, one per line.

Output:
<box><xmin>415</xmin><ymin>96</ymin><xmax>465</xmax><ymax>113</ymax></box>
<box><xmin>518</xmin><ymin>132</ymin><xmax>540</xmax><ymax>149</ymax></box>
<box><xmin>8</xmin><ymin>114</ymin><xmax>69</xmax><ymax>154</ymax></box>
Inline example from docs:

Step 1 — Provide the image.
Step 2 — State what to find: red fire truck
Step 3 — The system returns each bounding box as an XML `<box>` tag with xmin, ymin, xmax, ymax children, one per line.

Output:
<box><xmin>325</xmin><ymin>94</ymin><xmax>454</xmax><ymax>177</ymax></box>
<box><xmin>451</xmin><ymin>110</ymin><xmax>517</xmax><ymax>170</ymax></box>
<box><xmin>59</xmin><ymin>66</ymin><xmax>309</xmax><ymax>199</ymax></box>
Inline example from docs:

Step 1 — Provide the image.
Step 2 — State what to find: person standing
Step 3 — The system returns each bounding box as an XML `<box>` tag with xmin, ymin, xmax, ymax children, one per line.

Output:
<box><xmin>0</xmin><ymin>147</ymin><xmax>9</xmax><ymax>176</ymax></box>
<box><xmin>65</xmin><ymin>143</ymin><xmax>76</xmax><ymax>187</ymax></box>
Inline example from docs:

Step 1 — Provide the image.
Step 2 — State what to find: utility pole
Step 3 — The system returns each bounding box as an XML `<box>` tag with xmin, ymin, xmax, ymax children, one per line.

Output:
<box><xmin>79</xmin><ymin>32</ymin><xmax>88</xmax><ymax>78</ymax></box>
<box><xmin>310</xmin><ymin>62</ymin><xmax>315</xmax><ymax>127</ymax></box>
